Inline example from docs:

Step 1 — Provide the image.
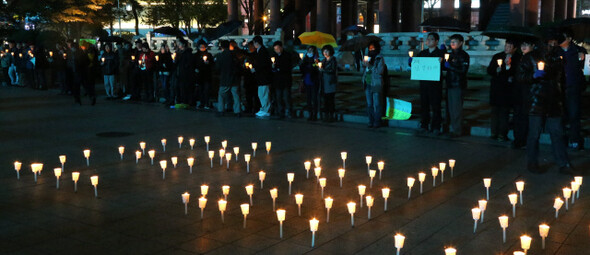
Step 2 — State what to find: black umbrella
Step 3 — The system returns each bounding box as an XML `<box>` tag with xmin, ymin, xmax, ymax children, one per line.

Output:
<box><xmin>99</xmin><ymin>36</ymin><xmax>129</xmax><ymax>44</ymax></box>
<box><xmin>204</xmin><ymin>20</ymin><xmax>243</xmax><ymax>41</ymax></box>
<box><xmin>560</xmin><ymin>17</ymin><xmax>590</xmax><ymax>43</ymax></box>
<box><xmin>342</xmin><ymin>25</ymin><xmax>368</xmax><ymax>35</ymax></box>
<box><xmin>482</xmin><ymin>25</ymin><xmax>539</xmax><ymax>41</ymax></box>
<box><xmin>340</xmin><ymin>35</ymin><xmax>382</xmax><ymax>51</ymax></box>
<box><xmin>420</xmin><ymin>16</ymin><xmax>471</xmax><ymax>32</ymax></box>
<box><xmin>153</xmin><ymin>26</ymin><xmax>185</xmax><ymax>37</ymax></box>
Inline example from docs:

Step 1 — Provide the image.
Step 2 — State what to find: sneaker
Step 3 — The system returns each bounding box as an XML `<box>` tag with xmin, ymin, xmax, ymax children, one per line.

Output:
<box><xmin>122</xmin><ymin>95</ymin><xmax>131</xmax><ymax>100</ymax></box>
<box><xmin>255</xmin><ymin>111</ymin><xmax>264</xmax><ymax>116</ymax></box>
<box><xmin>261</xmin><ymin>112</ymin><xmax>271</xmax><ymax>117</ymax></box>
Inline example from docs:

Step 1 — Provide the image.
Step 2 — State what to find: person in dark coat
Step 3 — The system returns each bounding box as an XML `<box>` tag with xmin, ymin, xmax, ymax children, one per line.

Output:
<box><xmin>195</xmin><ymin>40</ymin><xmax>214</xmax><ymax>109</ymax></box>
<box><xmin>215</xmin><ymin>40</ymin><xmax>241</xmax><ymax>116</ymax></box>
<box><xmin>138</xmin><ymin>43</ymin><xmax>156</xmax><ymax>102</ymax></box>
<box><xmin>66</xmin><ymin>39</ymin><xmax>92</xmax><ymax>105</ymax></box>
<box><xmin>443</xmin><ymin>34</ymin><xmax>470</xmax><ymax>137</ymax></box>
<box><xmin>156</xmin><ymin>46</ymin><xmax>174</xmax><ymax>106</ymax></box>
<box><xmin>175</xmin><ymin>39</ymin><xmax>195</xmax><ymax>107</ymax></box>
<box><xmin>487</xmin><ymin>40</ymin><xmax>521</xmax><ymax>141</ymax></box>
<box><xmin>410</xmin><ymin>32</ymin><xmax>445</xmax><ymax>135</ymax></box>
<box><xmin>251</xmin><ymin>36</ymin><xmax>273</xmax><ymax>117</ymax></box>
<box><xmin>517</xmin><ymin>39</ymin><xmax>576</xmax><ymax>175</ymax></box>
<box><xmin>243</xmin><ymin>42</ymin><xmax>260</xmax><ymax>114</ymax></box>
<box><xmin>362</xmin><ymin>42</ymin><xmax>387</xmax><ymax>128</ymax></box>
<box><xmin>271</xmin><ymin>41</ymin><xmax>293</xmax><ymax>119</ymax></box>
<box><xmin>100</xmin><ymin>44</ymin><xmax>119</xmax><ymax>98</ymax></box>
<box><xmin>300</xmin><ymin>46</ymin><xmax>320</xmax><ymax>121</ymax></box>
<box><xmin>320</xmin><ymin>44</ymin><xmax>338</xmax><ymax>122</ymax></box>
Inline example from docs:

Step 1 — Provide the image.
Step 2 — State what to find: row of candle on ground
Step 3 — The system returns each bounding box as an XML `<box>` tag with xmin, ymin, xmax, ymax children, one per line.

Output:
<box><xmin>139</xmin><ymin>136</ymin><xmax>271</xmax><ymax>156</ymax></box>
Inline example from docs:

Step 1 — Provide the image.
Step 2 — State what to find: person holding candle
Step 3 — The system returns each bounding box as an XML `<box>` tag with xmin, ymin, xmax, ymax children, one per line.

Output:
<box><xmin>320</xmin><ymin>45</ymin><xmax>338</xmax><ymax>122</ymax></box>
<box><xmin>443</xmin><ymin>34</ymin><xmax>470</xmax><ymax>137</ymax></box>
<box><xmin>195</xmin><ymin>40</ymin><xmax>215</xmax><ymax>109</ymax></box>
<box><xmin>251</xmin><ymin>36</ymin><xmax>273</xmax><ymax>118</ymax></box>
<box><xmin>174</xmin><ymin>39</ymin><xmax>196</xmax><ymax>108</ymax></box>
<box><xmin>516</xmin><ymin>38</ymin><xmax>575</xmax><ymax>175</ymax></box>
<box><xmin>242</xmin><ymin>42</ymin><xmax>261</xmax><ymax>115</ymax></box>
<box><xmin>215</xmin><ymin>40</ymin><xmax>241</xmax><ymax>117</ymax></box>
<box><xmin>66</xmin><ymin>39</ymin><xmax>93</xmax><ymax>105</ymax></box>
<box><xmin>155</xmin><ymin>46</ymin><xmax>174</xmax><ymax>106</ymax></box>
<box><xmin>486</xmin><ymin>40</ymin><xmax>521</xmax><ymax>142</ymax></box>
<box><xmin>100</xmin><ymin>43</ymin><xmax>119</xmax><ymax>99</ymax></box>
<box><xmin>409</xmin><ymin>32</ymin><xmax>445</xmax><ymax>135</ymax></box>
<box><xmin>299</xmin><ymin>45</ymin><xmax>321</xmax><ymax>121</ymax></box>
<box><xmin>271</xmin><ymin>41</ymin><xmax>294</xmax><ymax>119</ymax></box>
<box><xmin>0</xmin><ymin>43</ymin><xmax>13</xmax><ymax>87</ymax></box>
<box><xmin>362</xmin><ymin>41</ymin><xmax>387</xmax><ymax>128</ymax></box>
<box><xmin>137</xmin><ymin>43</ymin><xmax>156</xmax><ymax>102</ymax></box>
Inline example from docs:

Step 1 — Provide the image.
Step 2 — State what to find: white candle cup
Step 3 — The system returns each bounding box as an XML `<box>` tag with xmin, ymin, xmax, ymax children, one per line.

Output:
<box><xmin>472</xmin><ymin>208</ymin><xmax>481</xmax><ymax>233</ymax></box>
<box><xmin>483</xmin><ymin>178</ymin><xmax>492</xmax><ymax>200</ymax></box>
<box><xmin>59</xmin><ymin>155</ymin><xmax>66</xmax><ymax>172</ymax></box>
<box><xmin>219</xmin><ymin>149</ymin><xmax>225</xmax><ymax>166</ymax></box>
<box><xmin>161</xmin><ymin>138</ymin><xmax>167</xmax><ymax>151</ymax></box>
<box><xmin>508</xmin><ymin>193</ymin><xmax>518</xmax><ymax>217</ymax></box>
<box><xmin>431</xmin><ymin>167</ymin><xmax>439</xmax><ymax>187</ymax></box>
<box><xmin>251</xmin><ymin>142</ymin><xmax>257</xmax><ymax>157</ymax></box>
<box><xmin>160</xmin><ymin>160</ymin><xmax>167</xmax><ymax>179</ymax></box>
<box><xmin>516</xmin><ymin>181</ymin><xmax>525</xmax><ymax>205</ymax></box>
<box><xmin>140</xmin><ymin>142</ymin><xmax>146</xmax><ymax>155</ymax></box>
<box><xmin>31</xmin><ymin>163</ymin><xmax>43</xmax><ymax>183</ymax></box>
<box><xmin>313</xmin><ymin>157</ymin><xmax>321</xmax><ymax>168</ymax></box>
<box><xmin>358</xmin><ymin>185</ymin><xmax>366</xmax><ymax>207</ymax></box>
<box><xmin>497</xmin><ymin>58</ymin><xmax>503</xmax><ymax>66</ymax></box>
<box><xmin>369</xmin><ymin>170</ymin><xmax>376</xmax><ymax>188</ymax></box>
<box><xmin>72</xmin><ymin>171</ymin><xmax>80</xmax><ymax>192</ymax></box>
<box><xmin>244</xmin><ymin>154</ymin><xmax>251</xmax><ymax>173</ymax></box>
<box><xmin>537</xmin><ymin>61</ymin><xmax>545</xmax><ymax>71</ymax></box>
<box><xmin>394</xmin><ymin>234</ymin><xmax>405</xmax><ymax>255</ymax></box>
<box><xmin>319</xmin><ymin>178</ymin><xmax>327</xmax><ymax>198</ymax></box>
<box><xmin>259</xmin><ymin>171</ymin><xmax>266</xmax><ymax>189</ymax></box>
<box><xmin>14</xmin><ymin>161</ymin><xmax>22</xmax><ymax>180</ymax></box>
<box><xmin>407</xmin><ymin>177</ymin><xmax>415</xmax><ymax>199</ymax></box>
<box><xmin>444</xmin><ymin>247</ymin><xmax>457</xmax><ymax>255</ymax></box>
<box><xmin>233</xmin><ymin>147</ymin><xmax>240</xmax><ymax>161</ymax></box>
<box><xmin>338</xmin><ymin>168</ymin><xmax>345</xmax><ymax>188</ymax></box>
<box><xmin>314</xmin><ymin>167</ymin><xmax>322</xmax><ymax>184</ymax></box>
<box><xmin>225</xmin><ymin>153</ymin><xmax>232</xmax><ymax>169</ymax></box>
<box><xmin>520</xmin><ymin>235</ymin><xmax>532</xmax><ymax>253</ymax></box>
<box><xmin>325</xmin><ymin>197</ymin><xmax>333</xmax><ymax>222</ymax></box>
<box><xmin>246</xmin><ymin>185</ymin><xmax>254</xmax><ymax>205</ymax></box>
<box><xmin>54</xmin><ymin>168</ymin><xmax>61</xmax><ymax>189</ymax></box>
<box><xmin>539</xmin><ymin>224</ymin><xmax>550</xmax><ymax>249</ymax></box>
<box><xmin>204</xmin><ymin>136</ymin><xmax>210</xmax><ymax>151</ymax></box>
<box><xmin>171</xmin><ymin>156</ymin><xmax>178</xmax><ymax>168</ymax></box>
<box><xmin>277</xmin><ymin>209</ymin><xmax>286</xmax><ymax>238</ymax></box>
<box><xmin>310</xmin><ymin>218</ymin><xmax>319</xmax><ymax>247</ymax></box>
<box><xmin>366</xmin><ymin>195</ymin><xmax>374</xmax><ymax>219</ymax></box>
<box><xmin>83</xmin><ymin>149</ymin><xmax>91</xmax><ymax>166</ymax></box>
<box><xmin>189</xmin><ymin>138</ymin><xmax>195</xmax><ymax>150</ymax></box>
<box><xmin>499</xmin><ymin>215</ymin><xmax>509</xmax><ymax>243</ymax></box>
<box><xmin>222</xmin><ymin>185</ymin><xmax>230</xmax><ymax>200</ymax></box>
<box><xmin>418</xmin><ymin>172</ymin><xmax>426</xmax><ymax>194</ymax></box>
<box><xmin>478</xmin><ymin>199</ymin><xmax>487</xmax><ymax>223</ymax></box>
<box><xmin>241</xmin><ymin>203</ymin><xmax>250</xmax><ymax>228</ymax></box>
<box><xmin>553</xmin><ymin>197</ymin><xmax>564</xmax><ymax>218</ymax></box>
<box><xmin>135</xmin><ymin>151</ymin><xmax>141</xmax><ymax>164</ymax></box>
<box><xmin>218</xmin><ymin>199</ymin><xmax>227</xmax><ymax>223</ymax></box>
<box><xmin>377</xmin><ymin>161</ymin><xmax>384</xmax><ymax>180</ymax></box>
<box><xmin>449</xmin><ymin>159</ymin><xmax>456</xmax><ymax>177</ymax></box>
<box><xmin>295</xmin><ymin>194</ymin><xmax>304</xmax><ymax>216</ymax></box>
<box><xmin>182</xmin><ymin>192</ymin><xmax>190</xmax><ymax>215</ymax></box>
<box><xmin>221</xmin><ymin>140</ymin><xmax>227</xmax><ymax>150</ymax></box>
<box><xmin>341</xmin><ymin>152</ymin><xmax>347</xmax><ymax>168</ymax></box>
<box><xmin>563</xmin><ymin>187</ymin><xmax>572</xmax><ymax>211</ymax></box>
<box><xmin>571</xmin><ymin>181</ymin><xmax>580</xmax><ymax>204</ymax></box>
<box><xmin>365</xmin><ymin>156</ymin><xmax>372</xmax><ymax>174</ymax></box>
<box><xmin>265</xmin><ymin>141</ymin><xmax>271</xmax><ymax>155</ymax></box>
<box><xmin>148</xmin><ymin>150</ymin><xmax>155</xmax><ymax>165</ymax></box>
<box><xmin>304</xmin><ymin>161</ymin><xmax>312</xmax><ymax>179</ymax></box>
<box><xmin>287</xmin><ymin>173</ymin><xmax>295</xmax><ymax>195</ymax></box>
<box><xmin>118</xmin><ymin>146</ymin><xmax>125</xmax><ymax>160</ymax></box>
<box><xmin>90</xmin><ymin>175</ymin><xmax>98</xmax><ymax>197</ymax></box>
<box><xmin>187</xmin><ymin>157</ymin><xmax>195</xmax><ymax>173</ymax></box>
<box><xmin>178</xmin><ymin>136</ymin><xmax>184</xmax><ymax>148</ymax></box>
<box><xmin>270</xmin><ymin>188</ymin><xmax>278</xmax><ymax>211</ymax></box>
<box><xmin>574</xmin><ymin>176</ymin><xmax>583</xmax><ymax>199</ymax></box>
<box><xmin>347</xmin><ymin>202</ymin><xmax>356</xmax><ymax>227</ymax></box>
<box><xmin>201</xmin><ymin>184</ymin><xmax>209</xmax><ymax>197</ymax></box>
<box><xmin>382</xmin><ymin>188</ymin><xmax>390</xmax><ymax>211</ymax></box>
<box><xmin>198</xmin><ymin>197</ymin><xmax>207</xmax><ymax>219</ymax></box>
<box><xmin>439</xmin><ymin>162</ymin><xmax>446</xmax><ymax>182</ymax></box>
<box><xmin>208</xmin><ymin>151</ymin><xmax>214</xmax><ymax>168</ymax></box>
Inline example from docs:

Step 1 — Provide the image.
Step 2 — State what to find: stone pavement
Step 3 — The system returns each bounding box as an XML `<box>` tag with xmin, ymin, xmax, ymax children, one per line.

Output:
<box><xmin>1</xmin><ymin>86</ymin><xmax>590</xmax><ymax>255</ymax></box>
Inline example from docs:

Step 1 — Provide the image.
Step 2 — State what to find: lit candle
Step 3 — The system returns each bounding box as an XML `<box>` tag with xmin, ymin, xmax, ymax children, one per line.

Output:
<box><xmin>221</xmin><ymin>140</ymin><xmax>227</xmax><ymax>150</ymax></box>
<box><xmin>295</xmin><ymin>194</ymin><xmax>304</xmax><ymax>216</ymax></box>
<box><xmin>338</xmin><ymin>168</ymin><xmax>345</xmax><ymax>188</ymax></box>
<box><xmin>520</xmin><ymin>235</ymin><xmax>532</xmax><ymax>254</ymax></box>
<box><xmin>563</xmin><ymin>187</ymin><xmax>572</xmax><ymax>211</ymax></box>
<box><xmin>513</xmin><ymin>251</ymin><xmax>525</xmax><ymax>255</ymax></box>
<box><xmin>187</xmin><ymin>157</ymin><xmax>194</xmax><ymax>173</ymax></box>
<box><xmin>571</xmin><ymin>181</ymin><xmax>580</xmax><ymax>204</ymax></box>
<box><xmin>287</xmin><ymin>173</ymin><xmax>295</xmax><ymax>195</ymax></box>
<box><xmin>277</xmin><ymin>209</ymin><xmax>286</xmax><ymax>238</ymax></box>
<box><xmin>444</xmin><ymin>53</ymin><xmax>450</xmax><ymax>61</ymax></box>
<box><xmin>382</xmin><ymin>188</ymin><xmax>390</xmax><ymax>211</ymax></box>
<box><xmin>363</xmin><ymin>56</ymin><xmax>369</xmax><ymax>62</ymax></box>
<box><xmin>449</xmin><ymin>159</ymin><xmax>456</xmax><ymax>177</ymax></box>
<box><xmin>483</xmin><ymin>178</ymin><xmax>492</xmax><ymax>200</ymax></box>
<box><xmin>554</xmin><ymin>197</ymin><xmax>564</xmax><ymax>218</ymax></box>
<box><xmin>245</xmin><ymin>61</ymin><xmax>250</xmax><ymax>68</ymax></box>
<box><xmin>341</xmin><ymin>152</ymin><xmax>347</xmax><ymax>168</ymax></box>
<box><xmin>304</xmin><ymin>161</ymin><xmax>312</xmax><ymax>179</ymax></box>
<box><xmin>271</xmin><ymin>57</ymin><xmax>276</xmax><ymax>63</ymax></box>
<box><xmin>14</xmin><ymin>161</ymin><xmax>21</xmax><ymax>180</ymax></box>
<box><xmin>408</xmin><ymin>51</ymin><xmax>414</xmax><ymax>58</ymax></box>
<box><xmin>377</xmin><ymin>161</ymin><xmax>384</xmax><ymax>180</ymax></box>
<box><xmin>497</xmin><ymin>58</ymin><xmax>503</xmax><ymax>66</ymax></box>
<box><xmin>365</xmin><ymin>156</ymin><xmax>372</xmax><ymax>174</ymax></box>
<box><xmin>134</xmin><ymin>150</ymin><xmax>142</xmax><ymax>164</ymax></box>
<box><xmin>508</xmin><ymin>193</ymin><xmax>518</xmax><ymax>217</ymax></box>
<box><xmin>259</xmin><ymin>171</ymin><xmax>266</xmax><ymax>189</ymax></box>
<box><xmin>54</xmin><ymin>168</ymin><xmax>61</xmax><ymax>189</ymax></box>
<box><xmin>478</xmin><ymin>199</ymin><xmax>487</xmax><ymax>223</ymax></box>
<box><xmin>418</xmin><ymin>172</ymin><xmax>426</xmax><ymax>194</ymax></box>
<box><xmin>241</xmin><ymin>203</ymin><xmax>250</xmax><ymax>228</ymax></box>
<box><xmin>439</xmin><ymin>162</ymin><xmax>446</xmax><ymax>182</ymax></box>
<box><xmin>444</xmin><ymin>247</ymin><xmax>456</xmax><ymax>255</ymax></box>
<box><xmin>244</xmin><ymin>154</ymin><xmax>251</xmax><ymax>173</ymax></box>
<box><xmin>369</xmin><ymin>170</ymin><xmax>376</xmax><ymax>188</ymax></box>
<box><xmin>83</xmin><ymin>149</ymin><xmax>91</xmax><ymax>166</ymax></box>
<box><xmin>394</xmin><ymin>234</ymin><xmax>405</xmax><ymax>255</ymax></box>
<box><xmin>72</xmin><ymin>172</ymin><xmax>80</xmax><ymax>192</ymax></box>
<box><xmin>148</xmin><ymin>150</ymin><xmax>155</xmax><ymax>165</ymax></box>
<box><xmin>189</xmin><ymin>138</ymin><xmax>195</xmax><ymax>150</ymax></box>
<box><xmin>198</xmin><ymin>197</ymin><xmax>207</xmax><ymax>219</ymax></box>
<box><xmin>251</xmin><ymin>142</ymin><xmax>257</xmax><ymax>157</ymax></box>
<box><xmin>49</xmin><ymin>51</ymin><xmax>53</xmax><ymax>57</ymax></box>
<box><xmin>161</xmin><ymin>138</ymin><xmax>167</xmax><ymax>151</ymax></box>
<box><xmin>574</xmin><ymin>176</ymin><xmax>583</xmax><ymax>199</ymax></box>
<box><xmin>222</xmin><ymin>185</ymin><xmax>230</xmax><ymax>200</ymax></box>
<box><xmin>299</xmin><ymin>53</ymin><xmax>304</xmax><ymax>59</ymax></box>
<box><xmin>182</xmin><ymin>192</ymin><xmax>190</xmax><ymax>215</ymax></box>
<box><xmin>265</xmin><ymin>141</ymin><xmax>271</xmax><ymax>155</ymax></box>
<box><xmin>246</xmin><ymin>185</ymin><xmax>254</xmax><ymax>205</ymax></box>
<box><xmin>160</xmin><ymin>160</ymin><xmax>167</xmax><ymax>179</ymax></box>
<box><xmin>131</xmin><ymin>55</ymin><xmax>135</xmax><ymax>61</ymax></box>
<box><xmin>208</xmin><ymin>151</ymin><xmax>215</xmax><ymax>168</ymax></box>
<box><xmin>219</xmin><ymin>148</ymin><xmax>225</xmax><ymax>166</ymax></box>
<box><xmin>539</xmin><ymin>224</ymin><xmax>550</xmax><ymax>249</ymax></box>
<box><xmin>203</xmin><ymin>55</ymin><xmax>208</xmax><ymax>62</ymax></box>
<box><xmin>407</xmin><ymin>177</ymin><xmax>415</xmax><ymax>199</ymax></box>
<box><xmin>155</xmin><ymin>55</ymin><xmax>159</xmax><ymax>61</ymax></box>
<box><xmin>201</xmin><ymin>184</ymin><xmax>209</xmax><ymax>197</ymax></box>
<box><xmin>347</xmin><ymin>202</ymin><xmax>356</xmax><ymax>227</ymax></box>
<box><xmin>270</xmin><ymin>188</ymin><xmax>278</xmax><ymax>211</ymax></box>
<box><xmin>325</xmin><ymin>197</ymin><xmax>333</xmax><ymax>222</ymax></box>
<box><xmin>537</xmin><ymin>61</ymin><xmax>545</xmax><ymax>71</ymax></box>
<box><xmin>140</xmin><ymin>141</ymin><xmax>146</xmax><ymax>154</ymax></box>
<box><xmin>313</xmin><ymin>158</ymin><xmax>321</xmax><ymax>168</ymax></box>
<box><xmin>233</xmin><ymin>147</ymin><xmax>240</xmax><ymax>161</ymax></box>
<box><xmin>225</xmin><ymin>153</ymin><xmax>232</xmax><ymax>169</ymax></box>
<box><xmin>358</xmin><ymin>185</ymin><xmax>366</xmax><ymax>207</ymax></box>
<box><xmin>314</xmin><ymin>167</ymin><xmax>322</xmax><ymax>184</ymax></box>
<box><xmin>31</xmin><ymin>163</ymin><xmax>43</xmax><ymax>183</ymax></box>
<box><xmin>431</xmin><ymin>167</ymin><xmax>439</xmax><ymax>187</ymax></box>
<box><xmin>319</xmin><ymin>178</ymin><xmax>327</xmax><ymax>198</ymax></box>
<box><xmin>118</xmin><ymin>146</ymin><xmax>125</xmax><ymax>160</ymax></box>
<box><xmin>366</xmin><ymin>195</ymin><xmax>374</xmax><ymax>219</ymax></box>
<box><xmin>171</xmin><ymin>156</ymin><xmax>178</xmax><ymax>168</ymax></box>
<box><xmin>218</xmin><ymin>199</ymin><xmax>227</xmax><ymax>223</ymax></box>
<box><xmin>318</xmin><ymin>62</ymin><xmax>323</xmax><ymax>69</ymax></box>
<box><xmin>204</xmin><ymin>136</ymin><xmax>210</xmax><ymax>151</ymax></box>
<box><xmin>515</xmin><ymin>181</ymin><xmax>525</xmax><ymax>205</ymax></box>
<box><xmin>59</xmin><ymin>155</ymin><xmax>66</xmax><ymax>172</ymax></box>
<box><xmin>309</xmin><ymin>218</ymin><xmax>319</xmax><ymax>247</ymax></box>
<box><xmin>90</xmin><ymin>175</ymin><xmax>99</xmax><ymax>197</ymax></box>
<box><xmin>471</xmin><ymin>207</ymin><xmax>481</xmax><ymax>233</ymax></box>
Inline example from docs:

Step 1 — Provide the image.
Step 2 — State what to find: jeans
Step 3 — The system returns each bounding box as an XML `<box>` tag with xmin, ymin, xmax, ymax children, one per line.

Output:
<box><xmin>274</xmin><ymin>86</ymin><xmax>292</xmax><ymax>117</ymax></box>
<box><xmin>490</xmin><ymin>106</ymin><xmax>510</xmax><ymax>137</ymax></box>
<box><xmin>159</xmin><ymin>74</ymin><xmax>171</xmax><ymax>103</ymax></box>
<box><xmin>218</xmin><ymin>86</ymin><xmax>241</xmax><ymax>113</ymax></box>
<box><xmin>8</xmin><ymin>65</ymin><xmax>17</xmax><ymax>85</ymax></box>
<box><xmin>258</xmin><ymin>85</ymin><xmax>271</xmax><ymax>113</ymax></box>
<box><xmin>306</xmin><ymin>84</ymin><xmax>319</xmax><ymax>118</ymax></box>
<box><xmin>447</xmin><ymin>87</ymin><xmax>463</xmax><ymax>135</ymax></box>
<box><xmin>365</xmin><ymin>89</ymin><xmax>383</xmax><ymax>127</ymax></box>
<box><xmin>527</xmin><ymin>115</ymin><xmax>569</xmax><ymax>167</ymax></box>
<box><xmin>419</xmin><ymin>83</ymin><xmax>442</xmax><ymax>131</ymax></box>
<box><xmin>198</xmin><ymin>81</ymin><xmax>211</xmax><ymax>107</ymax></box>
<box><xmin>103</xmin><ymin>75</ymin><xmax>115</xmax><ymax>97</ymax></box>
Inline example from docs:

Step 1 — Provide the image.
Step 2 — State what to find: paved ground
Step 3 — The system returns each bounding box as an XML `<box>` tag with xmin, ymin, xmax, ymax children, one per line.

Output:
<box><xmin>1</xmin><ymin>86</ymin><xmax>590</xmax><ymax>255</ymax></box>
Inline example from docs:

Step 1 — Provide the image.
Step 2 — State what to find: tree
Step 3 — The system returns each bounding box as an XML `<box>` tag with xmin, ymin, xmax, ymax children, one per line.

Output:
<box><xmin>424</xmin><ymin>0</ymin><xmax>440</xmax><ymax>19</ymax></box>
<box><xmin>143</xmin><ymin>0</ymin><xmax>226</xmax><ymax>33</ymax></box>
